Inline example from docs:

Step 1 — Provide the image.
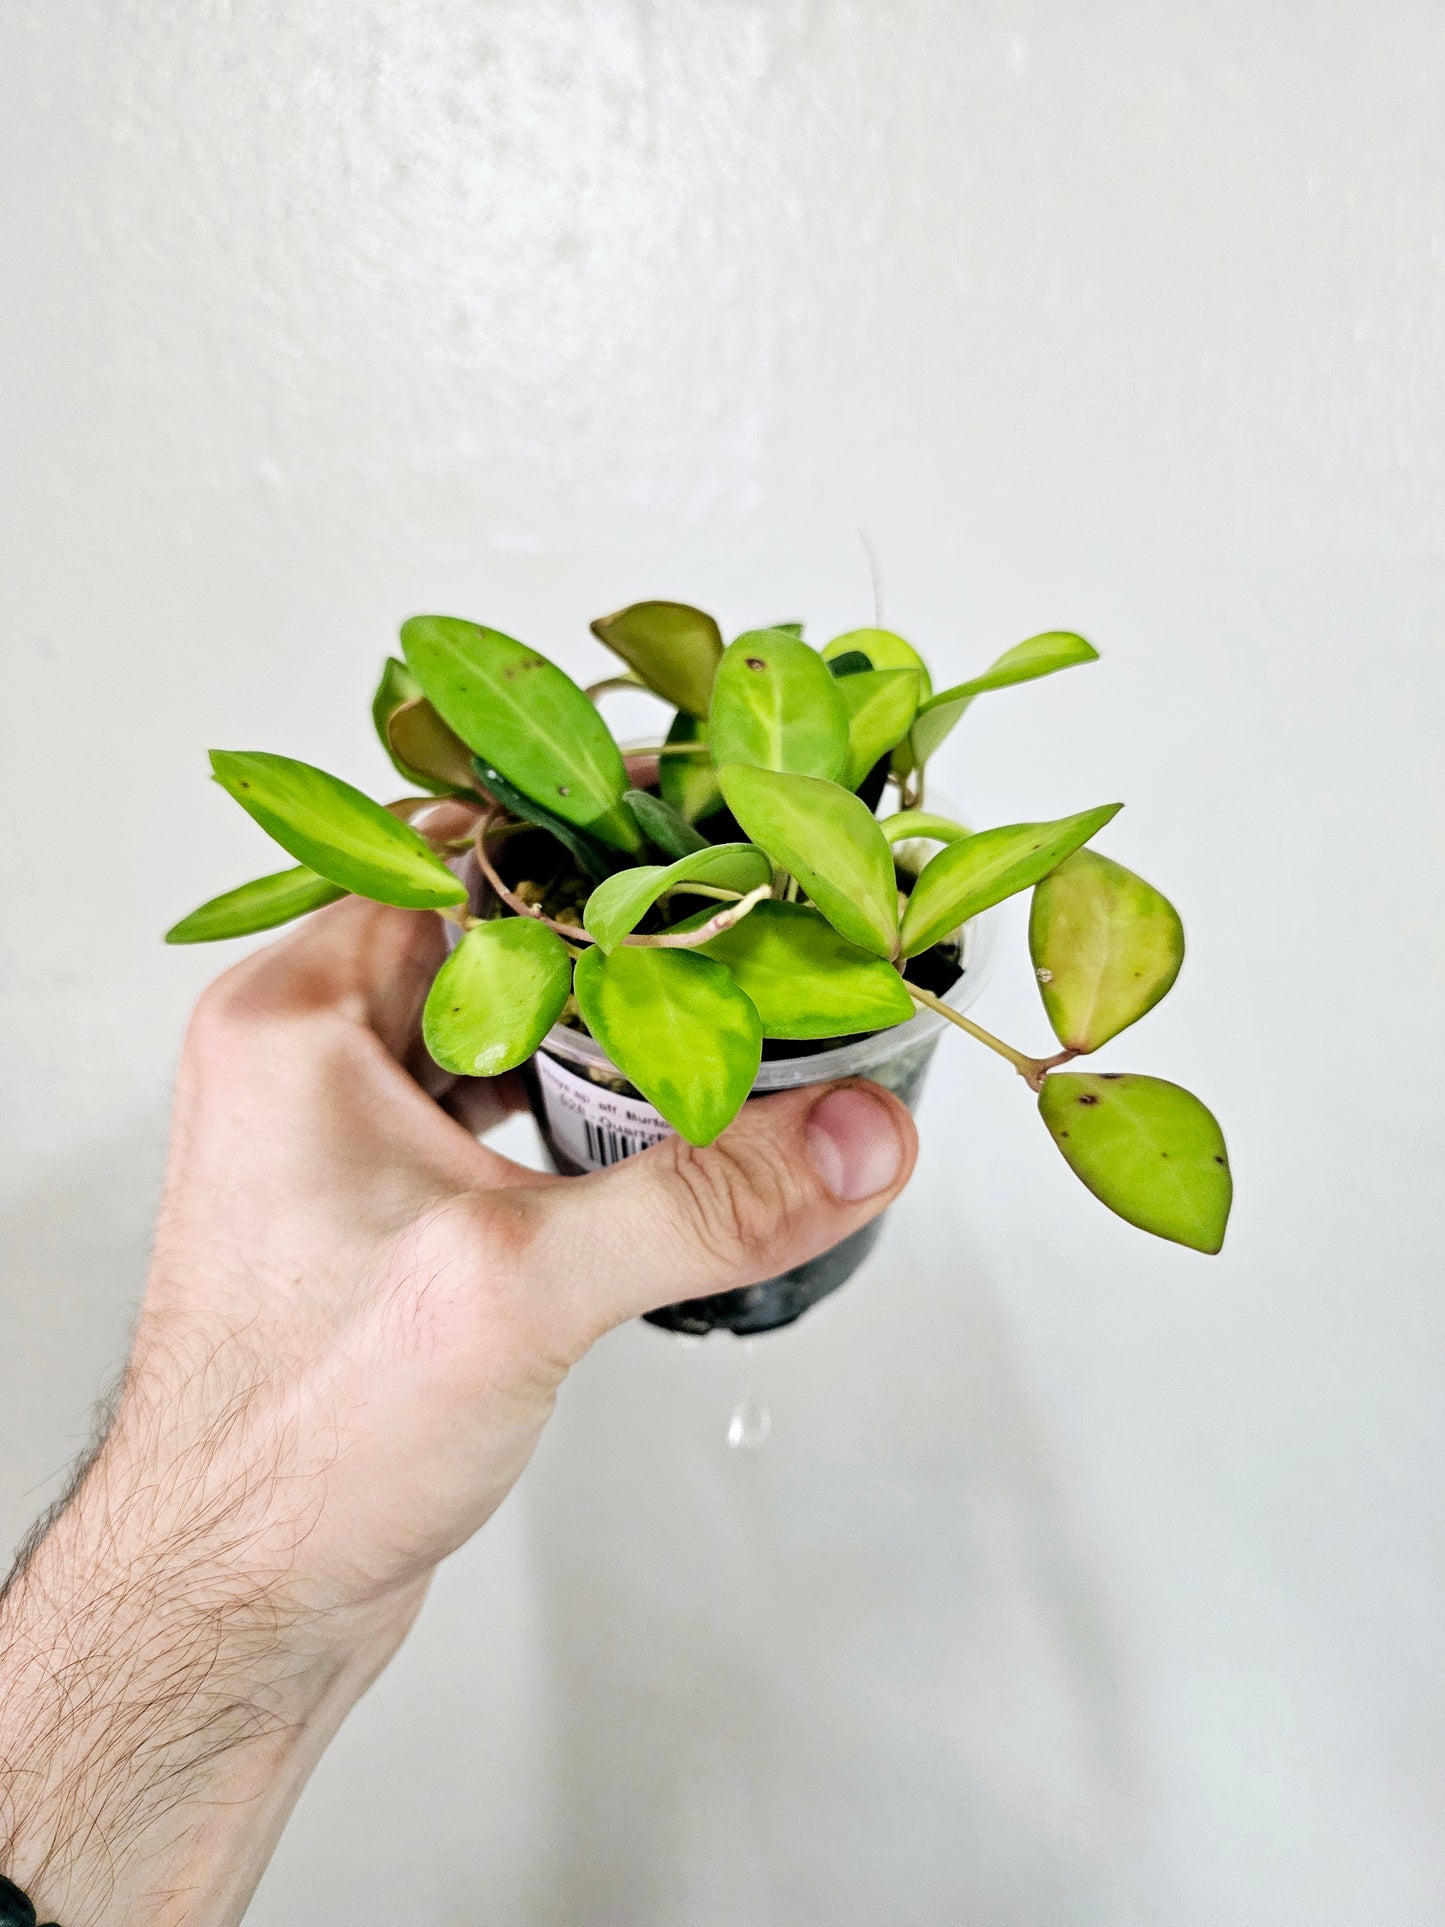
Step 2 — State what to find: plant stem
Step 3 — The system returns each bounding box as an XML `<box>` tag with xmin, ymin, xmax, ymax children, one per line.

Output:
<box><xmin>632</xmin><ymin>885</ymin><xmax>772</xmax><ymax>949</ymax></box>
<box><xmin>473</xmin><ymin>813</ymin><xmax>592</xmax><ymax>943</ymax></box>
<box><xmin>475</xmin><ymin>812</ymin><xmax>771</xmax><ymax>953</ymax></box>
<box><xmin>905</xmin><ymin>984</ymin><xmax>1073</xmax><ymax>1092</ymax></box>
<box><xmin>585</xmin><ymin>675</ymin><xmax>643</xmax><ymax>701</ymax></box>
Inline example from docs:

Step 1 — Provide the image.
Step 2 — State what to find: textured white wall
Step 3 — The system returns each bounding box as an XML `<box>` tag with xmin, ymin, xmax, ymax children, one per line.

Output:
<box><xmin>3</xmin><ymin>3</ymin><xmax>1444</xmax><ymax>1922</ymax></box>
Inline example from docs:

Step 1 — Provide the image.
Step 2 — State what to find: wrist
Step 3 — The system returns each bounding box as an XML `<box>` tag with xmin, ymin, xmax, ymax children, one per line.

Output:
<box><xmin>0</xmin><ymin>1429</ymin><xmax>423</xmax><ymax>1927</ymax></box>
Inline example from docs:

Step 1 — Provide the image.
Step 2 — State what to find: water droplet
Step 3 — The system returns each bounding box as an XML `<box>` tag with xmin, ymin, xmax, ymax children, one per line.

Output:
<box><xmin>727</xmin><ymin>1395</ymin><xmax>772</xmax><ymax>1450</ymax></box>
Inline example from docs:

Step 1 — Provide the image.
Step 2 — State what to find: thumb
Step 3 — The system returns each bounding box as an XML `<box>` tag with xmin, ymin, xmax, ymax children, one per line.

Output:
<box><xmin>531</xmin><ymin>1079</ymin><xmax>918</xmax><ymax>1339</ymax></box>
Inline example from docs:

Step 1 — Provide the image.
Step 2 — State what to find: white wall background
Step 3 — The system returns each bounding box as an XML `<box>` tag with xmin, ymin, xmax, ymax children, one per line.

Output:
<box><xmin>3</xmin><ymin>3</ymin><xmax>1443</xmax><ymax>1921</ymax></box>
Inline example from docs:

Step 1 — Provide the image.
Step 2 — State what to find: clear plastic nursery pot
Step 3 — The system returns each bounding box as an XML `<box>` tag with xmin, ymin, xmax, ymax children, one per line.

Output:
<box><xmin>515</xmin><ymin>909</ymin><xmax>996</xmax><ymax>1338</ymax></box>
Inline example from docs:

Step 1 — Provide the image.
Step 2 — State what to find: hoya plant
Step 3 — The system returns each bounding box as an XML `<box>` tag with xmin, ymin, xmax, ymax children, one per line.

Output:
<box><xmin>168</xmin><ymin>604</ymin><xmax>1232</xmax><ymax>1254</ymax></box>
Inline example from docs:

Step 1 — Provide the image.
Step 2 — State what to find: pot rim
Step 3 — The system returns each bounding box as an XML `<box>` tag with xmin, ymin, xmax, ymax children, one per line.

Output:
<box><xmin>535</xmin><ymin>905</ymin><xmax>998</xmax><ymax>1089</ymax></box>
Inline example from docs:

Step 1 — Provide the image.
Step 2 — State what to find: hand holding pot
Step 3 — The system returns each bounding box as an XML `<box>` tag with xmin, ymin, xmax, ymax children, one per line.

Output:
<box><xmin>0</xmin><ymin>896</ymin><xmax>915</xmax><ymax>1927</ymax></box>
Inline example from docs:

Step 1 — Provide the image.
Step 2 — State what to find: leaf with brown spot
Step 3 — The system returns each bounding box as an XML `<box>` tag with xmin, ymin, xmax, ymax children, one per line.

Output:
<box><xmin>401</xmin><ymin>615</ymin><xmax>641</xmax><ymax>853</ymax></box>
<box><xmin>1038</xmin><ymin>1071</ymin><xmax>1231</xmax><ymax>1253</ymax></box>
<box><xmin>709</xmin><ymin>630</ymin><xmax>848</xmax><ymax>781</ymax></box>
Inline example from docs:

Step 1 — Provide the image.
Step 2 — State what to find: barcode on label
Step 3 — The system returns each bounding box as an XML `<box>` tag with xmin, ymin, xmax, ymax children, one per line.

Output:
<box><xmin>582</xmin><ymin>1118</ymin><xmax>653</xmax><ymax>1167</ymax></box>
<box><xmin>536</xmin><ymin>1050</ymin><xmax>674</xmax><ymax>1172</ymax></box>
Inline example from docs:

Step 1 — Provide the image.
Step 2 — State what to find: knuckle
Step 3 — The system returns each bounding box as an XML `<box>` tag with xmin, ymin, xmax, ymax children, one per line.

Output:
<box><xmin>446</xmin><ymin>1187</ymin><xmax>546</xmax><ymax>1277</ymax></box>
<box><xmin>376</xmin><ymin>1190</ymin><xmax>573</xmax><ymax>1384</ymax></box>
<box><xmin>403</xmin><ymin>1189</ymin><xmax>544</xmax><ymax>1301</ymax></box>
<box><xmin>400</xmin><ymin>1189</ymin><xmax>560</xmax><ymax>1358</ymax></box>
<box><xmin>186</xmin><ymin>961</ymin><xmax>261</xmax><ymax>1051</ymax></box>
<box><xmin>660</xmin><ymin>1132</ymin><xmax>806</xmax><ymax>1269</ymax></box>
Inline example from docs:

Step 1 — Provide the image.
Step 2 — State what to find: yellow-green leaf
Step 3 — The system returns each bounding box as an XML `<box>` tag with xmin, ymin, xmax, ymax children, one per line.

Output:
<box><xmin>822</xmin><ymin>628</ymin><xmax>933</xmax><ymax>701</ymax></box>
<box><xmin>582</xmin><ymin>844</ymin><xmax>771</xmax><ymax>952</ymax></box>
<box><xmin>210</xmin><ymin>751</ymin><xmax>466</xmax><ymax>909</ymax></box>
<box><xmin>899</xmin><ymin>804</ymin><xmax>1121</xmax><ymax>957</ymax></box>
<box><xmin>165</xmin><ymin>866</ymin><xmax>345</xmax><ymax>943</ymax></box>
<box><xmin>910</xmin><ymin>631</ymin><xmax>1098</xmax><ymax>765</ymax></box>
<box><xmin>1038</xmin><ymin>1072</ymin><xmax>1231</xmax><ymax>1253</ymax></box>
<box><xmin>836</xmin><ymin>668</ymin><xmax>921</xmax><ymax>790</ymax></box>
<box><xmin>1029</xmin><ymin>849</ymin><xmax>1184</xmax><ymax>1052</ymax></box>
<box><xmin>709</xmin><ymin>630</ymin><xmax>848</xmax><ymax>781</ymax></box>
<box><xmin>573</xmin><ymin>944</ymin><xmax>762</xmax><ymax>1145</ymax></box>
<box><xmin>423</xmin><ymin>919</ymin><xmax>572</xmax><ymax>1077</ymax></box>
<box><xmin>880</xmin><ymin>810</ymin><xmax>971</xmax><ymax>846</ymax></box>
<box><xmin>372</xmin><ymin>655</ymin><xmax>475</xmax><ymax>794</ymax></box>
<box><xmin>688</xmin><ymin>900</ymin><xmax>913</xmax><ymax>1039</ymax></box>
<box><xmin>400</xmin><ymin>615</ymin><xmax>641</xmax><ymax>853</ymax></box>
<box><xmin>589</xmin><ymin>600</ymin><xmax>724</xmax><ymax>718</ymax></box>
<box><xmin>718</xmin><ymin>764</ymin><xmax>899</xmax><ymax>958</ymax></box>
<box><xmin>372</xmin><ymin>658</ymin><xmax>425</xmax><ymax>776</ymax></box>
<box><xmin>386</xmin><ymin>699</ymin><xmax>477</xmax><ymax>793</ymax></box>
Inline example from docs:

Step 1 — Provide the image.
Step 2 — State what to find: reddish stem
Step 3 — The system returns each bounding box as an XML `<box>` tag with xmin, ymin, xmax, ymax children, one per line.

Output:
<box><xmin>472</xmin><ymin>813</ymin><xmax>774</xmax><ymax>953</ymax></box>
<box><xmin>473</xmin><ymin>812</ymin><xmax>592</xmax><ymax>943</ymax></box>
<box><xmin>632</xmin><ymin>884</ymin><xmax>771</xmax><ymax>948</ymax></box>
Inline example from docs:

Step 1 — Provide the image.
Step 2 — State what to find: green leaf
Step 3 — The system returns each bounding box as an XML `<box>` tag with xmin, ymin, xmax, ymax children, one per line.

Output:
<box><xmin>718</xmin><ymin>765</ymin><xmax>899</xmax><ymax>958</ymax></box>
<box><xmin>572</xmin><ymin>944</ymin><xmax>762</xmax><ymax>1145</ymax></box>
<box><xmin>385</xmin><ymin>699</ymin><xmax>477</xmax><ymax>793</ymax></box>
<box><xmin>589</xmin><ymin>600</ymin><xmax>724</xmax><ymax>718</ymax></box>
<box><xmin>400</xmin><ymin>615</ymin><xmax>641</xmax><ymax>852</ymax></box>
<box><xmin>686</xmin><ymin>899</ymin><xmax>913</xmax><ymax>1039</ymax></box>
<box><xmin>582</xmin><ymin>844</ymin><xmax>771</xmax><ymax>952</ymax></box>
<box><xmin>1038</xmin><ymin>1072</ymin><xmax>1231</xmax><ymax>1253</ymax></box>
<box><xmin>165</xmin><ymin>866</ymin><xmax>345</xmax><ymax>943</ymax></box>
<box><xmin>210</xmin><ymin>751</ymin><xmax>467</xmax><ymax>909</ymax></box>
<box><xmin>836</xmin><ymin>668</ymin><xmax>921</xmax><ymax>790</ymax></box>
<box><xmin>373</xmin><ymin>654</ymin><xmax>476</xmax><ymax>794</ymax></box>
<box><xmin>822</xmin><ymin>628</ymin><xmax>933</xmax><ymax>701</ymax></box>
<box><xmin>422</xmin><ymin>918</ymin><xmax>571</xmax><ymax>1077</ymax></box>
<box><xmin>880</xmin><ymin>810</ymin><xmax>971</xmax><ymax>846</ymax></box>
<box><xmin>1029</xmin><ymin>849</ymin><xmax>1184</xmax><ymax>1053</ymax></box>
<box><xmin>826</xmin><ymin>649</ymin><xmax>874</xmax><ymax>679</ymax></box>
<box><xmin>658</xmin><ymin>710</ymin><xmax>723</xmax><ymax>824</ymax></box>
<box><xmin>471</xmin><ymin>759</ymin><xmax>619</xmax><ymax>884</ymax></box>
<box><xmin>624</xmin><ymin>788</ymin><xmax>708</xmax><ymax>859</ymax></box>
<box><xmin>899</xmin><ymin>804</ymin><xmax>1121</xmax><ymax>957</ymax></box>
<box><xmin>372</xmin><ymin>658</ymin><xmax>425</xmax><ymax>774</ymax></box>
<box><xmin>770</xmin><ymin>620</ymin><xmax>805</xmax><ymax>638</ymax></box>
<box><xmin>910</xmin><ymin>631</ymin><xmax>1099</xmax><ymax>766</ymax></box>
<box><xmin>709</xmin><ymin>630</ymin><xmax>848</xmax><ymax>782</ymax></box>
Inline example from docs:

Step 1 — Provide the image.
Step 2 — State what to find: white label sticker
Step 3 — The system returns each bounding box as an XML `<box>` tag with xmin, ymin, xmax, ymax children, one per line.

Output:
<box><xmin>536</xmin><ymin>1051</ymin><xmax>674</xmax><ymax>1170</ymax></box>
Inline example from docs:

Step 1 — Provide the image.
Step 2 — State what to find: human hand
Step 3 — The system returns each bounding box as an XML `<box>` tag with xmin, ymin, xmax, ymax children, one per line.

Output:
<box><xmin>0</xmin><ymin>896</ymin><xmax>917</xmax><ymax>1925</ymax></box>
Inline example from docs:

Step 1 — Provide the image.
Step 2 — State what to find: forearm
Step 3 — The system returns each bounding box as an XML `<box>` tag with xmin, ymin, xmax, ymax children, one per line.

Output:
<box><xmin>0</xmin><ymin>897</ymin><xmax>915</xmax><ymax>1919</ymax></box>
<box><xmin>0</xmin><ymin>1413</ymin><xmax>421</xmax><ymax>1927</ymax></box>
